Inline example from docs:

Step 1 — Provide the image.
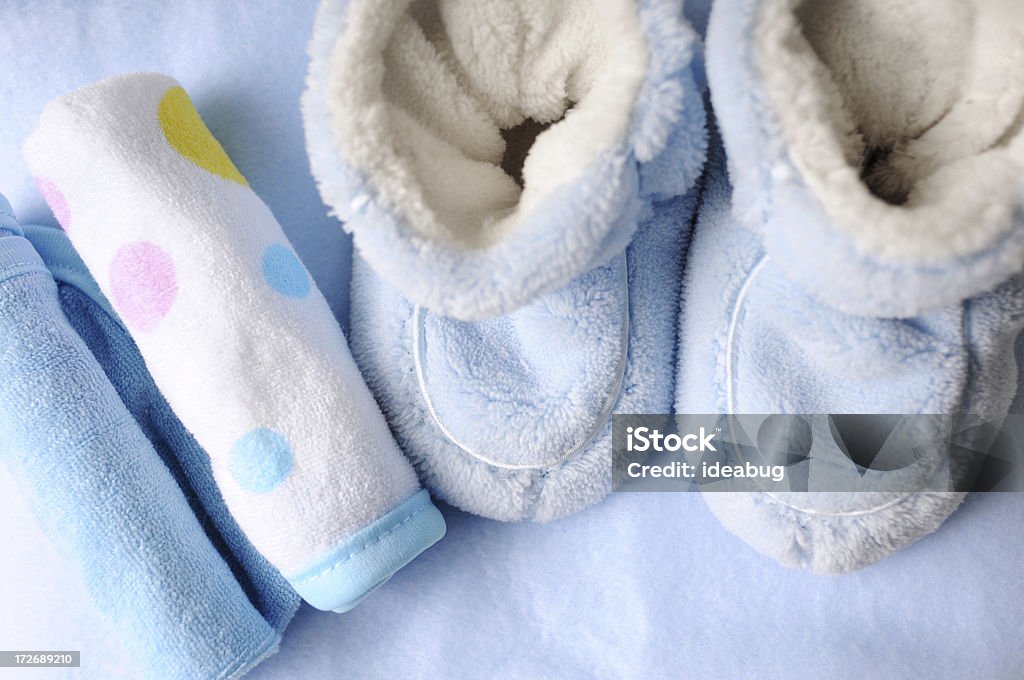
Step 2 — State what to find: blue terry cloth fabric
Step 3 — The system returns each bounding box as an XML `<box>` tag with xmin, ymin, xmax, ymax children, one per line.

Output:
<box><xmin>307</xmin><ymin>0</ymin><xmax>708</xmax><ymax>521</ymax></box>
<box><xmin>676</xmin><ymin>0</ymin><xmax>1024</xmax><ymax>574</ymax></box>
<box><xmin>21</xmin><ymin>222</ymin><xmax>302</xmax><ymax>632</ymax></box>
<box><xmin>0</xmin><ymin>195</ymin><xmax>289</xmax><ymax>679</ymax></box>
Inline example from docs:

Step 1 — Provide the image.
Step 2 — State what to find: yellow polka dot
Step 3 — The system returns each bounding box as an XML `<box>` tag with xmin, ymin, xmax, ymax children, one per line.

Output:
<box><xmin>157</xmin><ymin>86</ymin><xmax>248</xmax><ymax>186</ymax></box>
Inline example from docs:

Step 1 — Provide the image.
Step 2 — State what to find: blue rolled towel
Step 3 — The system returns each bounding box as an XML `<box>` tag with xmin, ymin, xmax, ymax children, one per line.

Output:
<box><xmin>22</xmin><ymin>221</ymin><xmax>301</xmax><ymax>633</ymax></box>
<box><xmin>676</xmin><ymin>0</ymin><xmax>1024</xmax><ymax>573</ymax></box>
<box><xmin>0</xmin><ymin>195</ymin><xmax>285</xmax><ymax>679</ymax></box>
<box><xmin>304</xmin><ymin>0</ymin><xmax>708</xmax><ymax>520</ymax></box>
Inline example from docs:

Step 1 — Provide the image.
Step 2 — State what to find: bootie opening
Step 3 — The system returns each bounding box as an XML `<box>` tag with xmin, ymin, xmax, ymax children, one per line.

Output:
<box><xmin>500</xmin><ymin>114</ymin><xmax>567</xmax><ymax>188</ymax></box>
<box><xmin>324</xmin><ymin>0</ymin><xmax>647</xmax><ymax>248</ymax></box>
<box><xmin>754</xmin><ymin>0</ymin><xmax>1024</xmax><ymax>262</ymax></box>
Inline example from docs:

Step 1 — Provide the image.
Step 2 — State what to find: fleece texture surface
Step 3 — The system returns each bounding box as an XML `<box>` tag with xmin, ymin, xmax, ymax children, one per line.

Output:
<box><xmin>674</xmin><ymin>0</ymin><xmax>1024</xmax><ymax>573</ymax></box>
<box><xmin>713</xmin><ymin>0</ymin><xmax>1024</xmax><ymax>318</ymax></box>
<box><xmin>0</xmin><ymin>196</ymin><xmax>282</xmax><ymax>680</ymax></box>
<box><xmin>353</xmin><ymin>189</ymin><xmax>700</xmax><ymax>522</ymax></box>
<box><xmin>342</xmin><ymin>0</ymin><xmax>707</xmax><ymax>521</ymax></box>
<box><xmin>23</xmin><ymin>73</ymin><xmax>444</xmax><ymax>612</ymax></box>
<box><xmin>305</xmin><ymin>0</ymin><xmax>707</xmax><ymax>320</ymax></box>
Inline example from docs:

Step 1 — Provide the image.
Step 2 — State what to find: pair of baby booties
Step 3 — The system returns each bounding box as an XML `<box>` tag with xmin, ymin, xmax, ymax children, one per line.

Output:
<box><xmin>20</xmin><ymin>0</ymin><xmax>1024</xmax><ymax>633</ymax></box>
<box><xmin>309</xmin><ymin>0</ymin><xmax>1024</xmax><ymax>574</ymax></box>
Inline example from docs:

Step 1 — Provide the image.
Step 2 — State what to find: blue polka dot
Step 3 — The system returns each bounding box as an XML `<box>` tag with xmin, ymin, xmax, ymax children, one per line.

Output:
<box><xmin>262</xmin><ymin>244</ymin><xmax>310</xmax><ymax>298</ymax></box>
<box><xmin>229</xmin><ymin>428</ymin><xmax>294</xmax><ymax>493</ymax></box>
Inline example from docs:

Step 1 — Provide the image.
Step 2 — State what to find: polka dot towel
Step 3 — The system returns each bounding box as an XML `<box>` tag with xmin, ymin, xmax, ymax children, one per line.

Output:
<box><xmin>23</xmin><ymin>73</ymin><xmax>445</xmax><ymax>613</ymax></box>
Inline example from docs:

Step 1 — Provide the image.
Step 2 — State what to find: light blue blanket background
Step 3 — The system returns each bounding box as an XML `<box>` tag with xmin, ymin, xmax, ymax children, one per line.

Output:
<box><xmin>1</xmin><ymin>2</ymin><xmax>1022</xmax><ymax>678</ymax></box>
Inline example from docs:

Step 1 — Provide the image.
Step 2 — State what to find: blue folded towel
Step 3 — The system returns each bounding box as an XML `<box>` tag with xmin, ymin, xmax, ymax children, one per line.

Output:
<box><xmin>305</xmin><ymin>0</ymin><xmax>707</xmax><ymax>520</ymax></box>
<box><xmin>676</xmin><ymin>0</ymin><xmax>1024</xmax><ymax>573</ymax></box>
<box><xmin>0</xmin><ymin>195</ymin><xmax>289</xmax><ymax>679</ymax></box>
<box><xmin>22</xmin><ymin>221</ymin><xmax>302</xmax><ymax>631</ymax></box>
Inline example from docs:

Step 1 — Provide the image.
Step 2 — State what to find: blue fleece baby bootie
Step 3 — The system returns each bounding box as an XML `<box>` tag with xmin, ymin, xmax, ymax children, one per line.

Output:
<box><xmin>677</xmin><ymin>0</ymin><xmax>1024</xmax><ymax>573</ymax></box>
<box><xmin>304</xmin><ymin>0</ymin><xmax>708</xmax><ymax>520</ymax></box>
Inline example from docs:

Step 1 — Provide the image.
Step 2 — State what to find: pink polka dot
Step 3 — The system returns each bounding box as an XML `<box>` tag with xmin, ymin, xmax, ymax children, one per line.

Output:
<box><xmin>109</xmin><ymin>242</ymin><xmax>178</xmax><ymax>332</ymax></box>
<box><xmin>35</xmin><ymin>177</ymin><xmax>70</xmax><ymax>231</ymax></box>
